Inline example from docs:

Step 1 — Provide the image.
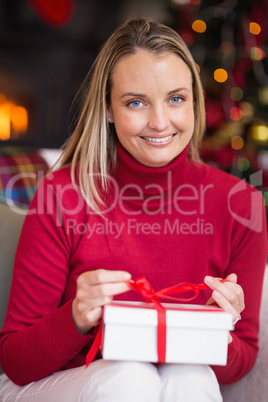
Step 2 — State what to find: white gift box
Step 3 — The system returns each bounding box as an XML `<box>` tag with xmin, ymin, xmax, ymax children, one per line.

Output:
<box><xmin>101</xmin><ymin>301</ymin><xmax>234</xmax><ymax>366</ymax></box>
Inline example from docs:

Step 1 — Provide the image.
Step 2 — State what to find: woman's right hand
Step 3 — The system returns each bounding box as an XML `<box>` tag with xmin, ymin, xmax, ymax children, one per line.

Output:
<box><xmin>72</xmin><ymin>269</ymin><xmax>131</xmax><ymax>335</ymax></box>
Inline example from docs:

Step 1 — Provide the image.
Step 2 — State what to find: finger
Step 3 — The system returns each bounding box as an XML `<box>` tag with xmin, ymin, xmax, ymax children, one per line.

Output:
<box><xmin>204</xmin><ymin>275</ymin><xmax>244</xmax><ymax>318</ymax></box>
<box><xmin>76</xmin><ymin>295</ymin><xmax>113</xmax><ymax>312</ymax></box>
<box><xmin>204</xmin><ymin>276</ymin><xmax>242</xmax><ymax>303</ymax></box>
<box><xmin>211</xmin><ymin>289</ymin><xmax>241</xmax><ymax>322</ymax></box>
<box><xmin>77</xmin><ymin>306</ymin><xmax>103</xmax><ymax>330</ymax></box>
<box><xmin>72</xmin><ymin>299</ymin><xmax>103</xmax><ymax>334</ymax></box>
<box><xmin>85</xmin><ymin>306</ymin><xmax>103</xmax><ymax>326</ymax></box>
<box><xmin>225</xmin><ymin>273</ymin><xmax>237</xmax><ymax>284</ymax></box>
<box><xmin>79</xmin><ymin>269</ymin><xmax>131</xmax><ymax>286</ymax></box>
<box><xmin>77</xmin><ymin>281</ymin><xmax>131</xmax><ymax>300</ymax></box>
<box><xmin>205</xmin><ymin>296</ymin><xmax>216</xmax><ymax>305</ymax></box>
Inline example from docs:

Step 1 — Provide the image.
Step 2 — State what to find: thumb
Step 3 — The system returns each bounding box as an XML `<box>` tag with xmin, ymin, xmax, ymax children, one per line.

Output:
<box><xmin>225</xmin><ymin>273</ymin><xmax>237</xmax><ymax>284</ymax></box>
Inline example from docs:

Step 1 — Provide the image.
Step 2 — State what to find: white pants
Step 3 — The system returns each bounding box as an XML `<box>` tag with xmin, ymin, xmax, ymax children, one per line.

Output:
<box><xmin>0</xmin><ymin>360</ymin><xmax>222</xmax><ymax>401</ymax></box>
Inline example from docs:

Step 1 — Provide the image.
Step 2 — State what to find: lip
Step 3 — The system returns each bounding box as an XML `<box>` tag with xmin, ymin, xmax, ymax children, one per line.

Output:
<box><xmin>140</xmin><ymin>133</ymin><xmax>177</xmax><ymax>146</ymax></box>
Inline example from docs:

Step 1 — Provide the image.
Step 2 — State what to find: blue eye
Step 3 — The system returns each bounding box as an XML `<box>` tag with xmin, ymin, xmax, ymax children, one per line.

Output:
<box><xmin>129</xmin><ymin>100</ymin><xmax>142</xmax><ymax>108</ymax></box>
<box><xmin>170</xmin><ymin>96</ymin><xmax>182</xmax><ymax>104</ymax></box>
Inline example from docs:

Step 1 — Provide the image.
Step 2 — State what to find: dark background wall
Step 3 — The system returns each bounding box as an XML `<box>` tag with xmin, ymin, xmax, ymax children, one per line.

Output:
<box><xmin>0</xmin><ymin>0</ymin><xmax>267</xmax><ymax>163</ymax></box>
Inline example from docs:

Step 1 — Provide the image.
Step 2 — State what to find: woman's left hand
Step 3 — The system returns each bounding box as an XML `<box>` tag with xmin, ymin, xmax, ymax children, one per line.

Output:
<box><xmin>204</xmin><ymin>273</ymin><xmax>245</xmax><ymax>343</ymax></box>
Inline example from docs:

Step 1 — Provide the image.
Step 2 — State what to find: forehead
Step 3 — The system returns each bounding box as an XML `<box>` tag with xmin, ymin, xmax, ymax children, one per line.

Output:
<box><xmin>110</xmin><ymin>49</ymin><xmax>193</xmax><ymax>92</ymax></box>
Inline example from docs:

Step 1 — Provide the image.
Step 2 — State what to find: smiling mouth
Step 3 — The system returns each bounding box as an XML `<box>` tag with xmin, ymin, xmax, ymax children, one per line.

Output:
<box><xmin>140</xmin><ymin>134</ymin><xmax>176</xmax><ymax>143</ymax></box>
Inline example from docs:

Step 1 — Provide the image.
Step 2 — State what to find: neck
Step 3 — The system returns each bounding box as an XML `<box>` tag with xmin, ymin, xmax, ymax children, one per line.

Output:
<box><xmin>115</xmin><ymin>142</ymin><xmax>191</xmax><ymax>195</ymax></box>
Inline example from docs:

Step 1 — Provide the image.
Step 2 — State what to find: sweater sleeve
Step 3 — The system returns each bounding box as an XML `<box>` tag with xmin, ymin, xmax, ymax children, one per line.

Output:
<box><xmin>212</xmin><ymin>188</ymin><xmax>267</xmax><ymax>384</ymax></box>
<box><xmin>0</xmin><ymin>176</ymin><xmax>92</xmax><ymax>386</ymax></box>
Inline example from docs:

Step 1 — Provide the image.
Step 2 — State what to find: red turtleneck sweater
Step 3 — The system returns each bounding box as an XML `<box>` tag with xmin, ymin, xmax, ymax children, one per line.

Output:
<box><xmin>0</xmin><ymin>144</ymin><xmax>267</xmax><ymax>386</ymax></box>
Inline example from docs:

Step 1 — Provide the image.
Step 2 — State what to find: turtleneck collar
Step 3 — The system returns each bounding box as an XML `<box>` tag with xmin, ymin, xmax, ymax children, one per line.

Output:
<box><xmin>114</xmin><ymin>141</ymin><xmax>191</xmax><ymax>195</ymax></box>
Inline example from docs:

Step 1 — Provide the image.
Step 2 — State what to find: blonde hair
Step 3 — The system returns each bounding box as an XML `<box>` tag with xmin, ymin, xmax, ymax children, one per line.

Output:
<box><xmin>58</xmin><ymin>17</ymin><xmax>206</xmax><ymax>212</ymax></box>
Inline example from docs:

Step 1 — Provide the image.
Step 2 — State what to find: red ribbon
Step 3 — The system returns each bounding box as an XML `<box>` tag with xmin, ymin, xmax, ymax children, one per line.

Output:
<box><xmin>86</xmin><ymin>276</ymin><xmax>228</xmax><ymax>367</ymax></box>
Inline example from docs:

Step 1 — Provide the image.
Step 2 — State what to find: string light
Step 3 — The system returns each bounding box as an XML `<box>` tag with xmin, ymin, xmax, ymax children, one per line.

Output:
<box><xmin>251</xmin><ymin>123</ymin><xmax>268</xmax><ymax>142</ymax></box>
<box><xmin>238</xmin><ymin>157</ymin><xmax>250</xmax><ymax>171</ymax></box>
<box><xmin>249</xmin><ymin>22</ymin><xmax>261</xmax><ymax>35</ymax></box>
<box><xmin>230</xmin><ymin>107</ymin><xmax>243</xmax><ymax>121</ymax></box>
<box><xmin>240</xmin><ymin>102</ymin><xmax>254</xmax><ymax>122</ymax></box>
<box><xmin>220</xmin><ymin>41</ymin><xmax>235</xmax><ymax>55</ymax></box>
<box><xmin>214</xmin><ymin>68</ymin><xmax>228</xmax><ymax>83</ymax></box>
<box><xmin>251</xmin><ymin>47</ymin><xmax>265</xmax><ymax>61</ymax></box>
<box><xmin>230</xmin><ymin>87</ymin><xmax>243</xmax><ymax>101</ymax></box>
<box><xmin>264</xmin><ymin>192</ymin><xmax>268</xmax><ymax>207</ymax></box>
<box><xmin>231</xmin><ymin>136</ymin><xmax>244</xmax><ymax>150</ymax></box>
<box><xmin>192</xmin><ymin>20</ymin><xmax>207</xmax><ymax>33</ymax></box>
<box><xmin>259</xmin><ymin>88</ymin><xmax>268</xmax><ymax>105</ymax></box>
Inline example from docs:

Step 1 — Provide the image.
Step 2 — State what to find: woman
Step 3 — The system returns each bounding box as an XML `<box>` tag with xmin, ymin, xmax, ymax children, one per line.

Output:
<box><xmin>0</xmin><ymin>17</ymin><xmax>267</xmax><ymax>401</ymax></box>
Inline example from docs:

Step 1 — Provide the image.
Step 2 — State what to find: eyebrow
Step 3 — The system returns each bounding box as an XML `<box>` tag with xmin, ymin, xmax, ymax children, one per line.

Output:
<box><xmin>120</xmin><ymin>87</ymin><xmax>190</xmax><ymax>99</ymax></box>
<box><xmin>168</xmin><ymin>87</ymin><xmax>190</xmax><ymax>95</ymax></box>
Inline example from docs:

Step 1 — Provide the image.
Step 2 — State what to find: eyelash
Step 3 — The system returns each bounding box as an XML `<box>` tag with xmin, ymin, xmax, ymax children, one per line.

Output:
<box><xmin>127</xmin><ymin>100</ymin><xmax>144</xmax><ymax>108</ymax></box>
<box><xmin>126</xmin><ymin>96</ymin><xmax>186</xmax><ymax>108</ymax></box>
<box><xmin>169</xmin><ymin>96</ymin><xmax>185</xmax><ymax>104</ymax></box>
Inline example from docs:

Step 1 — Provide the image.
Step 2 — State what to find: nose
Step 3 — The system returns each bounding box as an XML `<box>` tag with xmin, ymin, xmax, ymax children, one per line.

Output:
<box><xmin>147</xmin><ymin>104</ymin><xmax>170</xmax><ymax>132</ymax></box>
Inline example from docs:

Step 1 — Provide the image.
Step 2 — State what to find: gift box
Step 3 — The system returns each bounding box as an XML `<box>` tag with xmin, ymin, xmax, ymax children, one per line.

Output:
<box><xmin>101</xmin><ymin>301</ymin><xmax>234</xmax><ymax>366</ymax></box>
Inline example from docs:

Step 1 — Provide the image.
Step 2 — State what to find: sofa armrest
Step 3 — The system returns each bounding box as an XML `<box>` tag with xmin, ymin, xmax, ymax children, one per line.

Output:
<box><xmin>220</xmin><ymin>266</ymin><xmax>268</xmax><ymax>402</ymax></box>
<box><xmin>0</xmin><ymin>203</ymin><xmax>26</xmax><ymax>329</ymax></box>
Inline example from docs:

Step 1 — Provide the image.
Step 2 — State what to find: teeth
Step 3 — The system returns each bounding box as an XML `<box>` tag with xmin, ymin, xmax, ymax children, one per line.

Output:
<box><xmin>142</xmin><ymin>134</ymin><xmax>174</xmax><ymax>143</ymax></box>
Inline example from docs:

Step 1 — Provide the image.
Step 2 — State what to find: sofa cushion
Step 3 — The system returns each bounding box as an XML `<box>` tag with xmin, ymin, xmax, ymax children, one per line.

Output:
<box><xmin>0</xmin><ymin>147</ymin><xmax>48</xmax><ymax>206</ymax></box>
<box><xmin>0</xmin><ymin>202</ymin><xmax>26</xmax><ymax>331</ymax></box>
<box><xmin>220</xmin><ymin>266</ymin><xmax>268</xmax><ymax>402</ymax></box>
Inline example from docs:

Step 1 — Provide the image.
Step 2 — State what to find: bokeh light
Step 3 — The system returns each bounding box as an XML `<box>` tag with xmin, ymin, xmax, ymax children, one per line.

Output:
<box><xmin>237</xmin><ymin>157</ymin><xmax>250</xmax><ymax>171</ymax></box>
<box><xmin>220</xmin><ymin>41</ymin><xmax>235</xmax><ymax>55</ymax></box>
<box><xmin>214</xmin><ymin>68</ymin><xmax>228</xmax><ymax>82</ymax></box>
<box><xmin>259</xmin><ymin>87</ymin><xmax>268</xmax><ymax>105</ymax></box>
<box><xmin>0</xmin><ymin>95</ymin><xmax>28</xmax><ymax>140</ymax></box>
<box><xmin>214</xmin><ymin>7</ymin><xmax>227</xmax><ymax>19</ymax></box>
<box><xmin>230</xmin><ymin>87</ymin><xmax>243</xmax><ymax>101</ymax></box>
<box><xmin>11</xmin><ymin>106</ymin><xmax>28</xmax><ymax>132</ymax></box>
<box><xmin>226</xmin><ymin>8</ymin><xmax>236</xmax><ymax>20</ymax></box>
<box><xmin>231</xmin><ymin>136</ymin><xmax>244</xmax><ymax>150</ymax></box>
<box><xmin>251</xmin><ymin>123</ymin><xmax>268</xmax><ymax>142</ymax></box>
<box><xmin>249</xmin><ymin>22</ymin><xmax>261</xmax><ymax>35</ymax></box>
<box><xmin>230</xmin><ymin>107</ymin><xmax>243</xmax><ymax>121</ymax></box>
<box><xmin>264</xmin><ymin>192</ymin><xmax>268</xmax><ymax>207</ymax></box>
<box><xmin>0</xmin><ymin>103</ymin><xmax>11</xmax><ymax>140</ymax></box>
<box><xmin>240</xmin><ymin>102</ymin><xmax>254</xmax><ymax>122</ymax></box>
<box><xmin>192</xmin><ymin>20</ymin><xmax>206</xmax><ymax>33</ymax></box>
<box><xmin>251</xmin><ymin>47</ymin><xmax>265</xmax><ymax>61</ymax></box>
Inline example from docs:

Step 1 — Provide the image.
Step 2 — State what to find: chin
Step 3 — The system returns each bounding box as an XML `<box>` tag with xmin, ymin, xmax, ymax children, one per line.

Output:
<box><xmin>142</xmin><ymin>159</ymin><xmax>173</xmax><ymax>168</ymax></box>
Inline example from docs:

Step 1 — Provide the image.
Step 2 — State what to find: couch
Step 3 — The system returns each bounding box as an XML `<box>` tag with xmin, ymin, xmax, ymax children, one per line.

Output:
<box><xmin>0</xmin><ymin>149</ymin><xmax>267</xmax><ymax>401</ymax></box>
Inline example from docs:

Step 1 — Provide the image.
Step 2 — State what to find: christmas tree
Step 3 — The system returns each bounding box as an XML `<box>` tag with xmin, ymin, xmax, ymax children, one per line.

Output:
<box><xmin>172</xmin><ymin>0</ymin><xmax>268</xmax><ymax>196</ymax></box>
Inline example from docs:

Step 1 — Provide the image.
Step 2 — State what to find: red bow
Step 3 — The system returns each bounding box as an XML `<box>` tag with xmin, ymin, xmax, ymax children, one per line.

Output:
<box><xmin>127</xmin><ymin>277</ymin><xmax>167</xmax><ymax>362</ymax></box>
<box><xmin>126</xmin><ymin>276</ymin><xmax>215</xmax><ymax>303</ymax></box>
<box><xmin>86</xmin><ymin>276</ymin><xmax>227</xmax><ymax>367</ymax></box>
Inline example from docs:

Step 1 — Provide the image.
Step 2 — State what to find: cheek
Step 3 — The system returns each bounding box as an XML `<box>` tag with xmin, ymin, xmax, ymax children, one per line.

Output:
<box><xmin>114</xmin><ymin>112</ymin><xmax>145</xmax><ymax>138</ymax></box>
<box><xmin>175</xmin><ymin>107</ymin><xmax>195</xmax><ymax>131</ymax></box>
